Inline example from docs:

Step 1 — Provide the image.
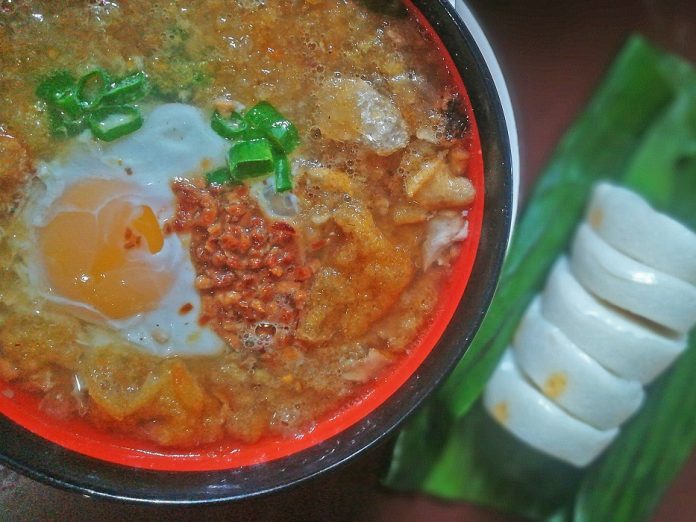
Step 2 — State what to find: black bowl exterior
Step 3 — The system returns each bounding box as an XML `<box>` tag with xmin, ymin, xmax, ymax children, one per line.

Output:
<box><xmin>0</xmin><ymin>0</ymin><xmax>514</xmax><ymax>504</ymax></box>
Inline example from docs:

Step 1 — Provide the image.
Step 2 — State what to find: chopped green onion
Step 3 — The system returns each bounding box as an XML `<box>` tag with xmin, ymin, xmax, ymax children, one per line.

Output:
<box><xmin>205</xmin><ymin>167</ymin><xmax>233</xmax><ymax>186</ymax></box>
<box><xmin>273</xmin><ymin>149</ymin><xmax>292</xmax><ymax>192</ymax></box>
<box><xmin>266</xmin><ymin>120</ymin><xmax>300</xmax><ymax>153</ymax></box>
<box><xmin>211</xmin><ymin>110</ymin><xmax>249</xmax><ymax>140</ymax></box>
<box><xmin>36</xmin><ymin>71</ymin><xmax>83</xmax><ymax>118</ymax></box>
<box><xmin>53</xmin><ymin>89</ymin><xmax>83</xmax><ymax>118</ymax></box>
<box><xmin>101</xmin><ymin>71</ymin><xmax>150</xmax><ymax>105</ymax></box>
<box><xmin>37</xmin><ymin>68</ymin><xmax>151</xmax><ymax>142</ymax></box>
<box><xmin>240</xmin><ymin>127</ymin><xmax>272</xmax><ymax>142</ymax></box>
<box><xmin>244</xmin><ymin>101</ymin><xmax>300</xmax><ymax>153</ymax></box>
<box><xmin>37</xmin><ymin>72</ymin><xmax>86</xmax><ymax>138</ymax></box>
<box><xmin>227</xmin><ymin>138</ymin><xmax>275</xmax><ymax>180</ymax></box>
<box><xmin>77</xmin><ymin>69</ymin><xmax>111</xmax><ymax>110</ymax></box>
<box><xmin>36</xmin><ymin>71</ymin><xmax>82</xmax><ymax>119</ymax></box>
<box><xmin>88</xmin><ymin>105</ymin><xmax>143</xmax><ymax>142</ymax></box>
<box><xmin>36</xmin><ymin>71</ymin><xmax>76</xmax><ymax>103</ymax></box>
<box><xmin>208</xmin><ymin>102</ymin><xmax>299</xmax><ymax>190</ymax></box>
<box><xmin>47</xmin><ymin>108</ymin><xmax>87</xmax><ymax>138</ymax></box>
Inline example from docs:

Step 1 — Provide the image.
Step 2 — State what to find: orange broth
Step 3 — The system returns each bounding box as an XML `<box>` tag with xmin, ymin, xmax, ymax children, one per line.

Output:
<box><xmin>0</xmin><ymin>0</ymin><xmax>484</xmax><ymax>470</ymax></box>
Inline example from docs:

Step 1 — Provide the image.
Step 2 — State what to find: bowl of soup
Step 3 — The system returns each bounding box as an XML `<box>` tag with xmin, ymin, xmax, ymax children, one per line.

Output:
<box><xmin>0</xmin><ymin>0</ymin><xmax>515</xmax><ymax>503</ymax></box>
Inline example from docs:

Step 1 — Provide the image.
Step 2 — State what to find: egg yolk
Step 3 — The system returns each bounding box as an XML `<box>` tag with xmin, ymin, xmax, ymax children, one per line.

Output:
<box><xmin>38</xmin><ymin>179</ymin><xmax>175</xmax><ymax>319</ymax></box>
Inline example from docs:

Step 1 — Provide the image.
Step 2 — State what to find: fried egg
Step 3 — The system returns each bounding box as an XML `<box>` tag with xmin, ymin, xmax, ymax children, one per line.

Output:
<box><xmin>20</xmin><ymin>103</ymin><xmax>228</xmax><ymax>357</ymax></box>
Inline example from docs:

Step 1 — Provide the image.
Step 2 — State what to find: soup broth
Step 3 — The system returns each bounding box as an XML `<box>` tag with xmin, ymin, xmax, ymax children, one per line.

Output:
<box><xmin>0</xmin><ymin>0</ymin><xmax>481</xmax><ymax>452</ymax></box>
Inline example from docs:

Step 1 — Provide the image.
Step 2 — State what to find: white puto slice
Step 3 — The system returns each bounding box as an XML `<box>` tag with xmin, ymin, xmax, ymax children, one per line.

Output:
<box><xmin>587</xmin><ymin>182</ymin><xmax>696</xmax><ymax>285</ymax></box>
<box><xmin>542</xmin><ymin>258</ymin><xmax>687</xmax><ymax>384</ymax></box>
<box><xmin>571</xmin><ymin>223</ymin><xmax>696</xmax><ymax>333</ymax></box>
<box><xmin>484</xmin><ymin>351</ymin><xmax>618</xmax><ymax>467</ymax></box>
<box><xmin>513</xmin><ymin>298</ymin><xmax>644</xmax><ymax>430</ymax></box>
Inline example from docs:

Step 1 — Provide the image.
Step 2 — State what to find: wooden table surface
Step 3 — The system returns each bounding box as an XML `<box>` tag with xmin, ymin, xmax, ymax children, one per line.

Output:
<box><xmin>2</xmin><ymin>1</ymin><xmax>696</xmax><ymax>520</ymax></box>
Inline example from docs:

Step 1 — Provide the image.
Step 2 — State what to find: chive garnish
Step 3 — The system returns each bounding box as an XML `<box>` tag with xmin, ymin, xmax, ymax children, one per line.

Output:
<box><xmin>88</xmin><ymin>105</ymin><xmax>144</xmax><ymax>142</ymax></box>
<box><xmin>227</xmin><ymin>138</ymin><xmax>275</xmax><ymax>180</ymax></box>
<box><xmin>101</xmin><ymin>71</ymin><xmax>150</xmax><ymax>105</ymax></box>
<box><xmin>37</xmin><ymin>68</ymin><xmax>149</xmax><ymax>142</ymax></box>
<box><xmin>47</xmin><ymin>107</ymin><xmax>87</xmax><ymax>138</ymax></box>
<box><xmin>209</xmin><ymin>101</ymin><xmax>300</xmax><ymax>192</ymax></box>
<box><xmin>205</xmin><ymin>167</ymin><xmax>234</xmax><ymax>186</ymax></box>
<box><xmin>52</xmin><ymin>89</ymin><xmax>83</xmax><ymax>119</ymax></box>
<box><xmin>76</xmin><ymin>69</ymin><xmax>111</xmax><ymax>110</ymax></box>
<box><xmin>244</xmin><ymin>101</ymin><xmax>300</xmax><ymax>153</ymax></box>
<box><xmin>36</xmin><ymin>71</ymin><xmax>77</xmax><ymax>104</ymax></box>
<box><xmin>211</xmin><ymin>110</ymin><xmax>248</xmax><ymax>140</ymax></box>
<box><xmin>273</xmin><ymin>150</ymin><xmax>292</xmax><ymax>193</ymax></box>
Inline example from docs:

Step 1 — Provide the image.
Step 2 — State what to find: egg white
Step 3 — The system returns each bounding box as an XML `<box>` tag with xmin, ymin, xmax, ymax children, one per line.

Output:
<box><xmin>18</xmin><ymin>103</ymin><xmax>229</xmax><ymax>357</ymax></box>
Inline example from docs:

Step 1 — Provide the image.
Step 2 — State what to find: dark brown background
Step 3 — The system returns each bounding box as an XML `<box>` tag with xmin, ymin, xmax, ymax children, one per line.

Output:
<box><xmin>3</xmin><ymin>0</ymin><xmax>696</xmax><ymax>520</ymax></box>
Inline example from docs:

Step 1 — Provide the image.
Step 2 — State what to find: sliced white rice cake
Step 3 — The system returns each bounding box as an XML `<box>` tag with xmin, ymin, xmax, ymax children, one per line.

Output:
<box><xmin>513</xmin><ymin>298</ymin><xmax>644</xmax><ymax>430</ymax></box>
<box><xmin>543</xmin><ymin>258</ymin><xmax>687</xmax><ymax>384</ymax></box>
<box><xmin>484</xmin><ymin>351</ymin><xmax>618</xmax><ymax>467</ymax></box>
<box><xmin>587</xmin><ymin>182</ymin><xmax>696</xmax><ymax>285</ymax></box>
<box><xmin>571</xmin><ymin>224</ymin><xmax>696</xmax><ymax>333</ymax></box>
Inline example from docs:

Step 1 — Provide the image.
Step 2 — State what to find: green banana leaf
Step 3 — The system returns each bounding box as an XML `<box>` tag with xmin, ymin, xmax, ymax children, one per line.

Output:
<box><xmin>385</xmin><ymin>36</ymin><xmax>696</xmax><ymax>522</ymax></box>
